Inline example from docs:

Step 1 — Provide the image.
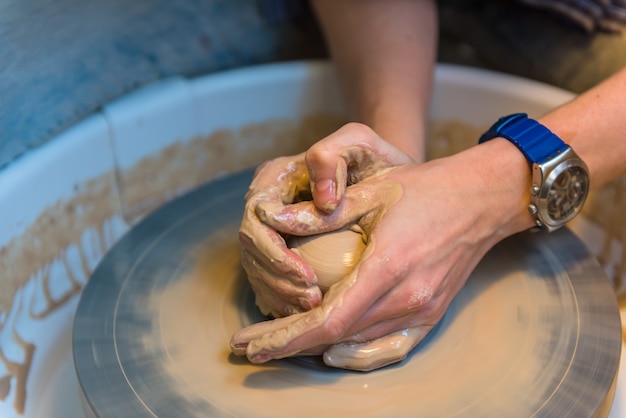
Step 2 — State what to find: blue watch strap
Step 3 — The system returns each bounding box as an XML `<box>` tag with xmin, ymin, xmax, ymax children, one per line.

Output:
<box><xmin>478</xmin><ymin>113</ymin><xmax>569</xmax><ymax>164</ymax></box>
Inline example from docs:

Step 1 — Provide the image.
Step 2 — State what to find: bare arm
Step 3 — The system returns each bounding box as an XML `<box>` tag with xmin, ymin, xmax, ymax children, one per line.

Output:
<box><xmin>311</xmin><ymin>0</ymin><xmax>437</xmax><ymax>161</ymax></box>
<box><xmin>232</xmin><ymin>65</ymin><xmax>626</xmax><ymax>371</ymax></box>
<box><xmin>540</xmin><ymin>66</ymin><xmax>626</xmax><ymax>188</ymax></box>
<box><xmin>492</xmin><ymin>65</ymin><xmax>626</xmax><ymax>239</ymax></box>
<box><xmin>447</xmin><ymin>65</ymin><xmax>626</xmax><ymax>240</ymax></box>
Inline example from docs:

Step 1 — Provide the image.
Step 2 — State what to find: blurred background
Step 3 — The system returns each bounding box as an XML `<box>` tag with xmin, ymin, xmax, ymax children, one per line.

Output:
<box><xmin>3</xmin><ymin>0</ymin><xmax>626</xmax><ymax>169</ymax></box>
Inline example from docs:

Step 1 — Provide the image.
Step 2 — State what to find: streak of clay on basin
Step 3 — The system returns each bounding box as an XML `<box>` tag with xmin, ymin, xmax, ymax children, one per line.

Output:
<box><xmin>0</xmin><ymin>114</ymin><xmax>343</xmax><ymax>415</ymax></box>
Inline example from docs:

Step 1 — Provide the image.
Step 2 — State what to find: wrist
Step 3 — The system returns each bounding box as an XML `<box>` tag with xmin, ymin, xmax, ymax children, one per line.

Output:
<box><xmin>463</xmin><ymin>138</ymin><xmax>537</xmax><ymax>240</ymax></box>
<box><xmin>479</xmin><ymin>113</ymin><xmax>590</xmax><ymax>232</ymax></box>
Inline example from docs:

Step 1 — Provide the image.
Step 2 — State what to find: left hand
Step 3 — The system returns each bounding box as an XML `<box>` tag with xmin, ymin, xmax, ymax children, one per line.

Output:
<box><xmin>239</xmin><ymin>153</ymin><xmax>322</xmax><ymax>318</ymax></box>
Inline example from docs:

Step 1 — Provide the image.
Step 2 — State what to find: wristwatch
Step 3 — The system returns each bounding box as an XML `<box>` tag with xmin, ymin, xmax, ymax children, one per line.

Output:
<box><xmin>479</xmin><ymin>113</ymin><xmax>590</xmax><ymax>232</ymax></box>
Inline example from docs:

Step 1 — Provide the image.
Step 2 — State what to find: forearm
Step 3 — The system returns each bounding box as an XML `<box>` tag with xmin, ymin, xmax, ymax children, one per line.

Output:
<box><xmin>539</xmin><ymin>66</ymin><xmax>626</xmax><ymax>188</ymax></box>
<box><xmin>311</xmin><ymin>0</ymin><xmax>437</xmax><ymax>161</ymax></box>
<box><xmin>473</xmin><ymin>66</ymin><xmax>626</xmax><ymax>239</ymax></box>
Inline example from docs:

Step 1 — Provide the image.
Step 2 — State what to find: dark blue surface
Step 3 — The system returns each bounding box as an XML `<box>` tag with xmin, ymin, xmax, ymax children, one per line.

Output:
<box><xmin>0</xmin><ymin>0</ymin><xmax>321</xmax><ymax>169</ymax></box>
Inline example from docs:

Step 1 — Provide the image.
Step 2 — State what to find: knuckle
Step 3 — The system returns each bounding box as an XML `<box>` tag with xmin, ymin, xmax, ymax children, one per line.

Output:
<box><xmin>341</xmin><ymin>121</ymin><xmax>374</xmax><ymax>137</ymax></box>
<box><xmin>321</xmin><ymin>315</ymin><xmax>350</xmax><ymax>342</ymax></box>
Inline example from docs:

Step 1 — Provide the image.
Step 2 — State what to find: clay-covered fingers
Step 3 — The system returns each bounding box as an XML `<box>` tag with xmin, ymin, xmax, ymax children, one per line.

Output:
<box><xmin>238</xmin><ymin>226</ymin><xmax>321</xmax><ymax>317</ymax></box>
<box><xmin>323</xmin><ymin>326</ymin><xmax>431</xmax><ymax>371</ymax></box>
<box><xmin>239</xmin><ymin>153</ymin><xmax>322</xmax><ymax>317</ymax></box>
<box><xmin>230</xmin><ymin>307</ymin><xmax>323</xmax><ymax>362</ymax></box>
<box><xmin>230</xmin><ymin>264</ymin><xmax>382</xmax><ymax>364</ymax></box>
<box><xmin>239</xmin><ymin>248</ymin><xmax>321</xmax><ymax>317</ymax></box>
<box><xmin>245</xmin><ymin>153</ymin><xmax>311</xmax><ymax>203</ymax></box>
<box><xmin>239</xmin><ymin>207</ymin><xmax>315</xmax><ymax>284</ymax></box>
<box><xmin>230</xmin><ymin>292</ymin><xmax>436</xmax><ymax>370</ymax></box>
<box><xmin>256</xmin><ymin>174</ymin><xmax>402</xmax><ymax>236</ymax></box>
<box><xmin>230</xmin><ymin>311</ymin><xmax>326</xmax><ymax>356</ymax></box>
<box><xmin>305</xmin><ymin>123</ymin><xmax>414</xmax><ymax>212</ymax></box>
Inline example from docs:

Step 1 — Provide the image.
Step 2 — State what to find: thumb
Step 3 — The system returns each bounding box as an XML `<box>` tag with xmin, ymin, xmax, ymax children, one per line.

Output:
<box><xmin>306</xmin><ymin>148</ymin><xmax>347</xmax><ymax>213</ymax></box>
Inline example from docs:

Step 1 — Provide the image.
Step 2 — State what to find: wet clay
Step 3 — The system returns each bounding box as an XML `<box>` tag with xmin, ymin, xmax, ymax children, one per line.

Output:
<box><xmin>136</xmin><ymin>223</ymin><xmax>615</xmax><ymax>417</ymax></box>
<box><xmin>0</xmin><ymin>113</ymin><xmax>344</xmax><ymax>415</ymax></box>
<box><xmin>287</xmin><ymin>226</ymin><xmax>366</xmax><ymax>292</ymax></box>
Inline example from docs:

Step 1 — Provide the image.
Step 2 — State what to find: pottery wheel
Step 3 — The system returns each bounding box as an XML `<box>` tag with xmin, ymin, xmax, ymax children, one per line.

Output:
<box><xmin>73</xmin><ymin>169</ymin><xmax>621</xmax><ymax>418</ymax></box>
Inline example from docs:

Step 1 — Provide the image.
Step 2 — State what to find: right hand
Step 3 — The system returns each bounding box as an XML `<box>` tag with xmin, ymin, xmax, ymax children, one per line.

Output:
<box><xmin>233</xmin><ymin>123</ymin><xmax>532</xmax><ymax>371</ymax></box>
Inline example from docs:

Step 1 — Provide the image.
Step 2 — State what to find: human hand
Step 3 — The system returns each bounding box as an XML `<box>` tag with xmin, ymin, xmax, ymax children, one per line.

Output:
<box><xmin>232</xmin><ymin>124</ymin><xmax>531</xmax><ymax>371</ymax></box>
<box><xmin>239</xmin><ymin>124</ymin><xmax>414</xmax><ymax>319</ymax></box>
<box><xmin>239</xmin><ymin>153</ymin><xmax>322</xmax><ymax>318</ymax></box>
<box><xmin>303</xmin><ymin>122</ymin><xmax>415</xmax><ymax>213</ymax></box>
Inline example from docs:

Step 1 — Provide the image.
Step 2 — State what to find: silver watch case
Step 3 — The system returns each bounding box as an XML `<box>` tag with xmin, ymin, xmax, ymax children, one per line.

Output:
<box><xmin>528</xmin><ymin>147</ymin><xmax>590</xmax><ymax>232</ymax></box>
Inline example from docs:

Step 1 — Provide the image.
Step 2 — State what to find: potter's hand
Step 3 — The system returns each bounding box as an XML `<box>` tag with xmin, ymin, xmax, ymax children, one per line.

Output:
<box><xmin>305</xmin><ymin>123</ymin><xmax>414</xmax><ymax>213</ymax></box>
<box><xmin>232</xmin><ymin>129</ymin><xmax>533</xmax><ymax>371</ymax></box>
<box><xmin>240</xmin><ymin>123</ymin><xmax>414</xmax><ymax>318</ymax></box>
<box><xmin>233</xmin><ymin>164</ymin><xmax>454</xmax><ymax>371</ymax></box>
<box><xmin>239</xmin><ymin>153</ymin><xmax>323</xmax><ymax>318</ymax></box>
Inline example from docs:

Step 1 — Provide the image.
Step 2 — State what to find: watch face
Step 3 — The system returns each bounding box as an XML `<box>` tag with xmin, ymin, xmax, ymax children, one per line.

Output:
<box><xmin>544</xmin><ymin>163</ymin><xmax>590</xmax><ymax>224</ymax></box>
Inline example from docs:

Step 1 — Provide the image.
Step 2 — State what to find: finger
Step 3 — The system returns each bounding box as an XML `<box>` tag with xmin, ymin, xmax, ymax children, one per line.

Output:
<box><xmin>340</xmin><ymin>307</ymin><xmax>440</xmax><ymax>345</ymax></box>
<box><xmin>256</xmin><ymin>179</ymin><xmax>401</xmax><ymax>235</ymax></box>
<box><xmin>307</xmin><ymin>156</ymin><xmax>347</xmax><ymax>214</ymax></box>
<box><xmin>230</xmin><ymin>311</ymin><xmax>306</xmax><ymax>355</ymax></box>
<box><xmin>239</xmin><ymin>228</ymin><xmax>317</xmax><ymax>286</ymax></box>
<box><xmin>243</xmin><ymin>307</ymin><xmax>336</xmax><ymax>363</ymax></box>
<box><xmin>246</xmin><ymin>154</ymin><xmax>309</xmax><ymax>203</ymax></box>
<box><xmin>245</xmin><ymin>271</ymin><xmax>301</xmax><ymax>318</ymax></box>
<box><xmin>240</xmin><ymin>250</ymin><xmax>322</xmax><ymax>316</ymax></box>
<box><xmin>305</xmin><ymin>123</ymin><xmax>413</xmax><ymax>212</ymax></box>
<box><xmin>240</xmin><ymin>189</ymin><xmax>320</xmax><ymax>284</ymax></box>
<box><xmin>235</xmin><ymin>249</ymin><xmax>389</xmax><ymax>363</ymax></box>
<box><xmin>323</xmin><ymin>327</ymin><xmax>431</xmax><ymax>371</ymax></box>
<box><xmin>256</xmin><ymin>199</ymin><xmax>360</xmax><ymax>235</ymax></box>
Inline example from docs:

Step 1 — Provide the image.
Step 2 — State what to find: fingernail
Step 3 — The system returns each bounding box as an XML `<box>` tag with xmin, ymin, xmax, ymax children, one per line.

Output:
<box><xmin>315</xmin><ymin>178</ymin><xmax>335</xmax><ymax>194</ymax></box>
<box><xmin>314</xmin><ymin>179</ymin><xmax>338</xmax><ymax>211</ymax></box>
<box><xmin>250</xmin><ymin>353</ymin><xmax>272</xmax><ymax>363</ymax></box>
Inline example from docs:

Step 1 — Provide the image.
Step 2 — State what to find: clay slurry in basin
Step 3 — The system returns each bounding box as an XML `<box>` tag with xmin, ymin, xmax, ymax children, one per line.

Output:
<box><xmin>72</xmin><ymin>167</ymin><xmax>620</xmax><ymax>417</ymax></box>
<box><xmin>287</xmin><ymin>226</ymin><xmax>367</xmax><ymax>292</ymax></box>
